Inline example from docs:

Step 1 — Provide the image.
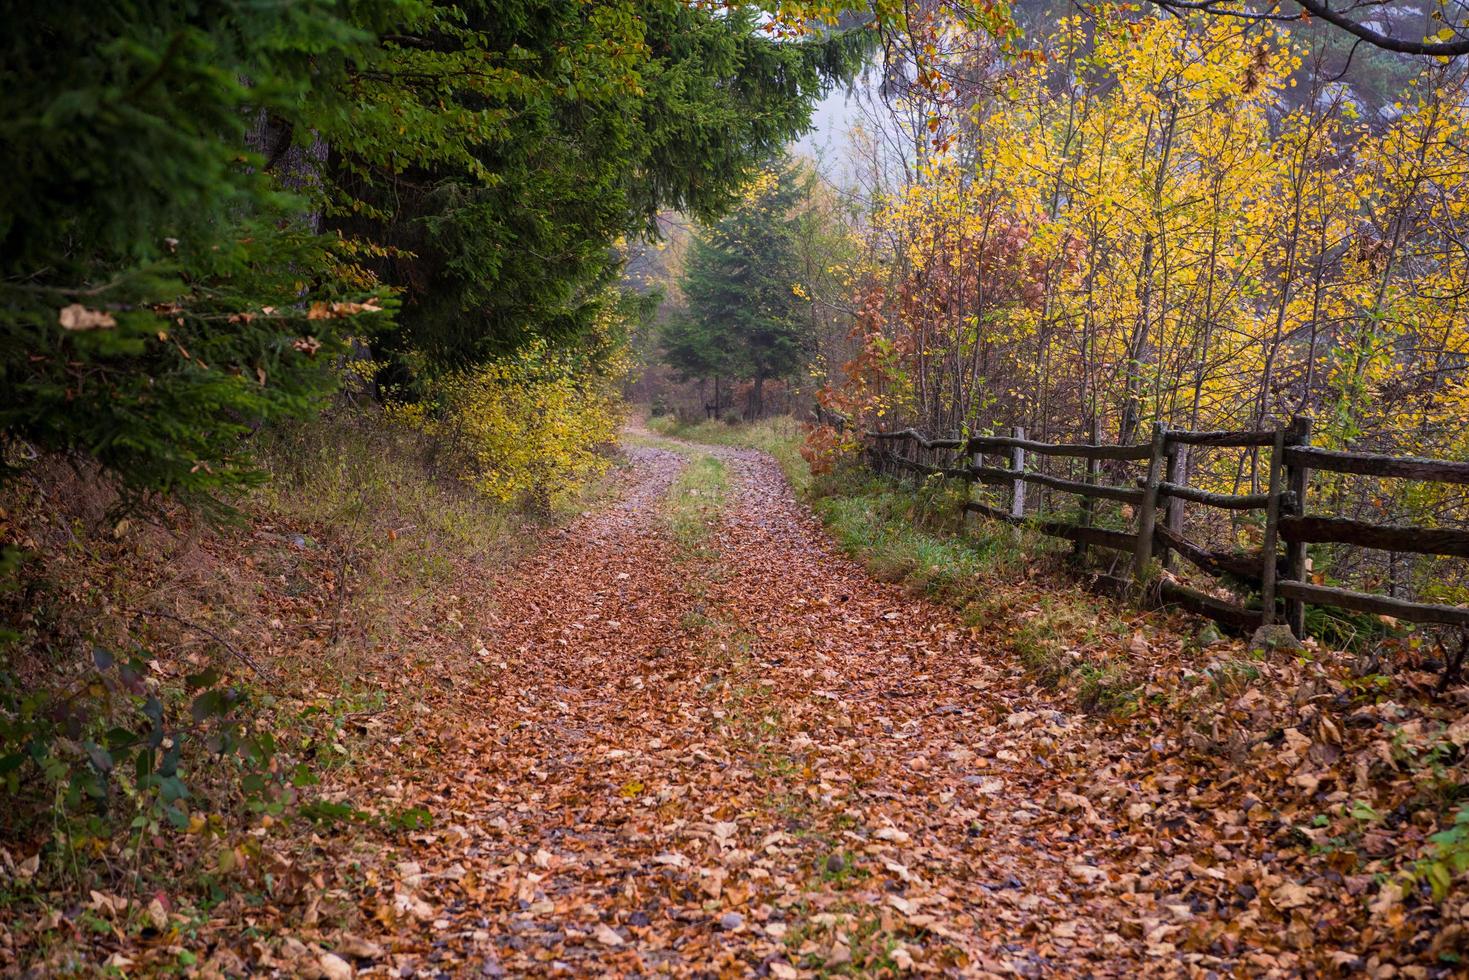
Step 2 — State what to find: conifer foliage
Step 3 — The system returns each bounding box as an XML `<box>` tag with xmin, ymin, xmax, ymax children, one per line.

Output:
<box><xmin>0</xmin><ymin>0</ymin><xmax>390</xmax><ymax>498</ymax></box>
<box><xmin>661</xmin><ymin>158</ymin><xmax>818</xmax><ymax>418</ymax></box>
<box><xmin>0</xmin><ymin>1</ymin><xmax>868</xmax><ymax>497</ymax></box>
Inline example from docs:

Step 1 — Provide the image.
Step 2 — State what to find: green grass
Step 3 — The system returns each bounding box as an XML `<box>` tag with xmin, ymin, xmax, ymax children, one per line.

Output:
<box><xmin>661</xmin><ymin>453</ymin><xmax>729</xmax><ymax>554</ymax></box>
<box><xmin>810</xmin><ymin>465</ymin><xmax>1035</xmax><ymax>593</ymax></box>
<box><xmin>645</xmin><ymin>413</ymin><xmax>811</xmax><ymax>495</ymax></box>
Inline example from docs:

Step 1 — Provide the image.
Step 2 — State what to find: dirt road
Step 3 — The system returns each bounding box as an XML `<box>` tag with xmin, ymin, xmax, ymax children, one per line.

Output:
<box><xmin>365</xmin><ymin>438</ymin><xmax>1233</xmax><ymax>978</ymax></box>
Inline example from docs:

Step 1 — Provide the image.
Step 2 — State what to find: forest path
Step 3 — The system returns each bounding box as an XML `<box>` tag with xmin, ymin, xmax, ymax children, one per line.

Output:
<box><xmin>381</xmin><ymin>436</ymin><xmax>1190</xmax><ymax>978</ymax></box>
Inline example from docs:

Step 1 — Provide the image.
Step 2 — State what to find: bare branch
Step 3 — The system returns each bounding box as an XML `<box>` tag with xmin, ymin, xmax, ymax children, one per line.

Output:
<box><xmin>1145</xmin><ymin>1</ymin><xmax>1469</xmax><ymax>57</ymax></box>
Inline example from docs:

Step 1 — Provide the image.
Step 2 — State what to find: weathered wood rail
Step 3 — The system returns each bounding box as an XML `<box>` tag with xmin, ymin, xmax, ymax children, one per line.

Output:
<box><xmin>866</xmin><ymin>417</ymin><xmax>1469</xmax><ymax>637</ymax></box>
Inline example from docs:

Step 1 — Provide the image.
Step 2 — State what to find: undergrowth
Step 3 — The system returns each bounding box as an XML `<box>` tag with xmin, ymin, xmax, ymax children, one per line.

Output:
<box><xmin>0</xmin><ymin>408</ymin><xmax>612</xmax><ymax>967</ymax></box>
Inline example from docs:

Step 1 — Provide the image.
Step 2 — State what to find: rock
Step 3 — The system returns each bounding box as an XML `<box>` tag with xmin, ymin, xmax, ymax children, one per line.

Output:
<box><xmin>1250</xmin><ymin>624</ymin><xmax>1303</xmax><ymax>655</ymax></box>
<box><xmin>1197</xmin><ymin>624</ymin><xmax>1223</xmax><ymax>647</ymax></box>
<box><xmin>718</xmin><ymin>911</ymin><xmax>745</xmax><ymax>932</ymax></box>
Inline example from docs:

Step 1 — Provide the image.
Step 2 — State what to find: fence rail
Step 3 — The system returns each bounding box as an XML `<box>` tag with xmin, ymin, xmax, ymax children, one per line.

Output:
<box><xmin>865</xmin><ymin>416</ymin><xmax>1469</xmax><ymax>638</ymax></box>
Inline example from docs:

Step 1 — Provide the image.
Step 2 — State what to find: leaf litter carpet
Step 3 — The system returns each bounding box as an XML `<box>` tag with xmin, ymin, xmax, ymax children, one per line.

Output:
<box><xmin>320</xmin><ymin>443</ymin><xmax>1390</xmax><ymax>978</ymax></box>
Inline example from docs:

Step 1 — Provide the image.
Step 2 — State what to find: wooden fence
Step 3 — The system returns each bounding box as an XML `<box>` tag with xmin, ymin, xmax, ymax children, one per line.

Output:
<box><xmin>866</xmin><ymin>417</ymin><xmax>1469</xmax><ymax>638</ymax></box>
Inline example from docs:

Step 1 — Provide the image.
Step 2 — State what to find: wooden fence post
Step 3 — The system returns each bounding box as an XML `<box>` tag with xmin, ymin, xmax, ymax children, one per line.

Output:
<box><xmin>1010</xmin><ymin>426</ymin><xmax>1027</xmax><ymax>519</ymax></box>
<box><xmin>1284</xmin><ymin>415</ymin><xmax>1314</xmax><ymax>637</ymax></box>
<box><xmin>964</xmin><ymin>432</ymin><xmax>979</xmax><ymax>528</ymax></box>
<box><xmin>867</xmin><ymin>413</ymin><xmax>1469</xmax><ymax>641</ymax></box>
<box><xmin>1133</xmin><ymin>422</ymin><xmax>1167</xmax><ymax>584</ymax></box>
<box><xmin>1160</xmin><ymin>437</ymin><xmax>1188</xmax><ymax>571</ymax></box>
<box><xmin>1074</xmin><ymin>419</ymin><xmax>1101</xmax><ymax>562</ymax></box>
<box><xmin>1075</xmin><ymin>420</ymin><xmax>1098</xmax><ymax>558</ymax></box>
<box><xmin>1259</xmin><ymin>426</ymin><xmax>1286</xmax><ymax>625</ymax></box>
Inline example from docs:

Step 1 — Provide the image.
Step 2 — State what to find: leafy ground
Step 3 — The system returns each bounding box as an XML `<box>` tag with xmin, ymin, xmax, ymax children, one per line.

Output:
<box><xmin>6</xmin><ymin>423</ymin><xmax>1469</xmax><ymax>976</ymax></box>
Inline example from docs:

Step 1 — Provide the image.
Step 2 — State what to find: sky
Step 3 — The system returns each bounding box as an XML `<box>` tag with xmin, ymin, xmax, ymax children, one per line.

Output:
<box><xmin>793</xmin><ymin>85</ymin><xmax>864</xmax><ymax>184</ymax></box>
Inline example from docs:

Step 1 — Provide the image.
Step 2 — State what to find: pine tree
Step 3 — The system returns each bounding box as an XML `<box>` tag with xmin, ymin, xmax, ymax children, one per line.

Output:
<box><xmin>0</xmin><ymin>2</ymin><xmax>869</xmax><ymax>498</ymax></box>
<box><xmin>321</xmin><ymin>2</ymin><xmax>871</xmax><ymax>376</ymax></box>
<box><xmin>666</xmin><ymin>157</ymin><xmax>816</xmax><ymax>418</ymax></box>
<box><xmin>0</xmin><ymin>0</ymin><xmax>395</xmax><ymax>501</ymax></box>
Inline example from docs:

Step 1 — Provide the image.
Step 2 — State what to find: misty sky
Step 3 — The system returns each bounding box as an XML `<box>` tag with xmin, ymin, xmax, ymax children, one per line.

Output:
<box><xmin>793</xmin><ymin>84</ymin><xmax>864</xmax><ymax>183</ymax></box>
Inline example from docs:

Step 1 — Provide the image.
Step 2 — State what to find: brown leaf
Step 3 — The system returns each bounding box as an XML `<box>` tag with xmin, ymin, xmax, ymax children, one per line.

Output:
<box><xmin>316</xmin><ymin>953</ymin><xmax>354</xmax><ymax>980</ymax></box>
<box><xmin>58</xmin><ymin>304</ymin><xmax>115</xmax><ymax>331</ymax></box>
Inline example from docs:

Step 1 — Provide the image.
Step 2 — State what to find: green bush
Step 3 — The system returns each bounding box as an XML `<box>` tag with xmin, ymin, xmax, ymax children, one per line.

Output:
<box><xmin>0</xmin><ymin>645</ymin><xmax>298</xmax><ymax>862</ymax></box>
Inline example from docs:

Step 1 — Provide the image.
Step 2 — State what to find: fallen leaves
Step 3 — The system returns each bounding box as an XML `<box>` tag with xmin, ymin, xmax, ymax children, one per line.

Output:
<box><xmin>58</xmin><ymin>303</ymin><xmax>115</xmax><ymax>330</ymax></box>
<box><xmin>9</xmin><ymin>435</ymin><xmax>1469</xmax><ymax>975</ymax></box>
<box><xmin>306</xmin><ymin>300</ymin><xmax>383</xmax><ymax>320</ymax></box>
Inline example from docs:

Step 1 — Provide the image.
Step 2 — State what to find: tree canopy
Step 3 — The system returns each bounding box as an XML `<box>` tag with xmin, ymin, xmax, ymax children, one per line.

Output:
<box><xmin>0</xmin><ymin>0</ymin><xmax>868</xmax><ymax>498</ymax></box>
<box><xmin>323</xmin><ymin>2</ymin><xmax>871</xmax><ymax>373</ymax></box>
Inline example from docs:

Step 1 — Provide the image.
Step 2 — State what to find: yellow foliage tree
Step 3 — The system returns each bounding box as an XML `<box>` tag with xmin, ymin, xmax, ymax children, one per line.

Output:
<box><xmin>388</xmin><ymin>299</ymin><xmax>630</xmax><ymax>509</ymax></box>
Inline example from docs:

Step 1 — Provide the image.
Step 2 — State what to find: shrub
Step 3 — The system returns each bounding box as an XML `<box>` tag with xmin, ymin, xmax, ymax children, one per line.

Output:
<box><xmin>390</xmin><ymin>333</ymin><xmax>628</xmax><ymax>509</ymax></box>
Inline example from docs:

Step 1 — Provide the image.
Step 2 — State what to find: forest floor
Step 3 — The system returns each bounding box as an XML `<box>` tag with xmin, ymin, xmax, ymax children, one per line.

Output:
<box><xmin>9</xmin><ymin>427</ymin><xmax>1467</xmax><ymax>977</ymax></box>
<box><xmin>236</xmin><ymin>428</ymin><xmax>1460</xmax><ymax>978</ymax></box>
